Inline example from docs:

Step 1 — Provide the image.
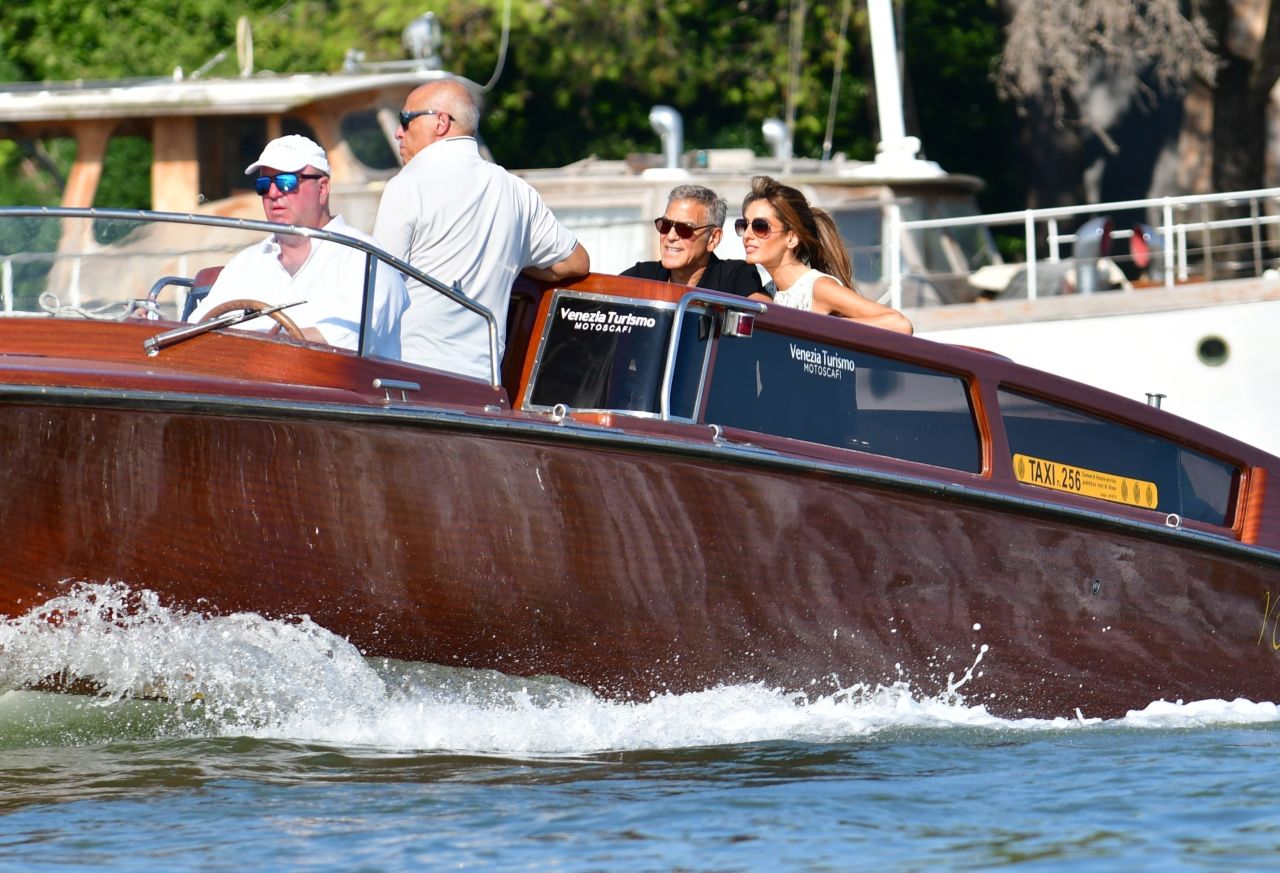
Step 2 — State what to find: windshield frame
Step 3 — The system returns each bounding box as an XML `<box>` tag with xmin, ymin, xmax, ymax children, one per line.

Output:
<box><xmin>0</xmin><ymin>206</ymin><xmax>504</xmax><ymax>388</ymax></box>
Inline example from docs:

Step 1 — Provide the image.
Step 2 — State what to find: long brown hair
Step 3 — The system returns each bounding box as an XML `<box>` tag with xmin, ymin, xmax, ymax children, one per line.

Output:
<box><xmin>743</xmin><ymin>175</ymin><xmax>854</xmax><ymax>288</ymax></box>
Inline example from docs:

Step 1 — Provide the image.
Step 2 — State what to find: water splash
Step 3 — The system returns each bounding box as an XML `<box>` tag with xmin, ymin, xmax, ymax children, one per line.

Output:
<box><xmin>1</xmin><ymin>583</ymin><xmax>1276</xmax><ymax>753</ymax></box>
<box><xmin>0</xmin><ymin>582</ymin><xmax>385</xmax><ymax>731</ymax></box>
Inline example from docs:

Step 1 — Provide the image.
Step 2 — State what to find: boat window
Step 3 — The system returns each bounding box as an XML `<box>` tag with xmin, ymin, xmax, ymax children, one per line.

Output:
<box><xmin>832</xmin><ymin>208</ymin><xmax>882</xmax><ymax>285</ymax></box>
<box><xmin>704</xmin><ymin>328</ymin><xmax>982</xmax><ymax>472</ymax></box>
<box><xmin>339</xmin><ymin>109</ymin><xmax>399</xmax><ymax>171</ymax></box>
<box><xmin>94</xmin><ymin>135</ymin><xmax>153</xmax><ymax>243</ymax></box>
<box><xmin>932</xmin><ymin>199</ymin><xmax>1000</xmax><ymax>270</ymax></box>
<box><xmin>525</xmin><ymin>292</ymin><xmax>711</xmax><ymax>418</ymax></box>
<box><xmin>197</xmin><ymin>116</ymin><xmax>264</xmax><ymax>202</ymax></box>
<box><xmin>899</xmin><ymin>198</ymin><xmax>1000</xmax><ymax>276</ymax></box>
<box><xmin>96</xmin><ymin>136</ymin><xmax>152</xmax><ymax>212</ymax></box>
<box><xmin>197</xmin><ymin>116</ymin><xmax>320</xmax><ymax>202</ymax></box>
<box><xmin>900</xmin><ymin>201</ymin><xmax>954</xmax><ymax>274</ymax></box>
<box><xmin>997</xmin><ymin>389</ymin><xmax>1238</xmax><ymax>526</ymax></box>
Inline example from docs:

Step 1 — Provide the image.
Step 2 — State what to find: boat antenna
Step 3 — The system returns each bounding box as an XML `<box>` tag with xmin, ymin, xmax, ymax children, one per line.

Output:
<box><xmin>237</xmin><ymin>16</ymin><xmax>254</xmax><ymax>78</ymax></box>
<box><xmin>187</xmin><ymin>0</ymin><xmax>296</xmax><ymax>81</ymax></box>
<box><xmin>822</xmin><ymin>0</ymin><xmax>853</xmax><ymax>161</ymax></box>
<box><xmin>783</xmin><ymin>0</ymin><xmax>807</xmax><ymax>171</ymax></box>
<box><xmin>480</xmin><ymin>0</ymin><xmax>513</xmax><ymax>92</ymax></box>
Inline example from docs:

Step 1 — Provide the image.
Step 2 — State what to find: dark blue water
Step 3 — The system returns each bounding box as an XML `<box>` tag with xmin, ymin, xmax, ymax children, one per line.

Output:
<box><xmin>3</xmin><ymin>584</ymin><xmax>1278</xmax><ymax>871</ymax></box>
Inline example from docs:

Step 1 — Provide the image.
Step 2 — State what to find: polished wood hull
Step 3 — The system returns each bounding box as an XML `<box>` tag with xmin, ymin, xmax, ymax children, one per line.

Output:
<box><xmin>1</xmin><ymin>359</ymin><xmax>1278</xmax><ymax>718</ymax></box>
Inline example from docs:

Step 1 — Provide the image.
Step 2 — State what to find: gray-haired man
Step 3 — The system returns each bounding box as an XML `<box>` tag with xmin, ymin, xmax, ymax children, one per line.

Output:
<box><xmin>621</xmin><ymin>184</ymin><xmax>764</xmax><ymax>296</ymax></box>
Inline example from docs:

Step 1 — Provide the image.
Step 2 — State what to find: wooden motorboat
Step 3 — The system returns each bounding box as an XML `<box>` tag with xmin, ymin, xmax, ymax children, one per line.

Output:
<box><xmin>1</xmin><ymin>207</ymin><xmax>1278</xmax><ymax>719</ymax></box>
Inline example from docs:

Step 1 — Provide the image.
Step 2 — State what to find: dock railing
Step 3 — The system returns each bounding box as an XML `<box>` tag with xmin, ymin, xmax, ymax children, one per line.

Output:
<box><xmin>885</xmin><ymin>187</ymin><xmax>1280</xmax><ymax>309</ymax></box>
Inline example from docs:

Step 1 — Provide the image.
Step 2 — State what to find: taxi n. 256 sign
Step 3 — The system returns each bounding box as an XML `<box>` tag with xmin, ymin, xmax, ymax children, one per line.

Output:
<box><xmin>1014</xmin><ymin>453</ymin><xmax>1158</xmax><ymax>509</ymax></box>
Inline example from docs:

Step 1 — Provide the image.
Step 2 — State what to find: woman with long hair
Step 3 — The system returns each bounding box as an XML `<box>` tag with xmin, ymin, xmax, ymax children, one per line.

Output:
<box><xmin>738</xmin><ymin>176</ymin><xmax>913</xmax><ymax>334</ymax></box>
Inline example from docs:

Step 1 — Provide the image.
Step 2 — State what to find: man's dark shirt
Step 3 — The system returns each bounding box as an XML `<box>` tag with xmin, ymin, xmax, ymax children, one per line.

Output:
<box><xmin>621</xmin><ymin>252</ymin><xmax>766</xmax><ymax>297</ymax></box>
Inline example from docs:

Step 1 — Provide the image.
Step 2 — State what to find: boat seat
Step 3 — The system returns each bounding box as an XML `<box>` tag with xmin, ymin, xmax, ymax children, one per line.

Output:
<box><xmin>181</xmin><ymin>266</ymin><xmax>224</xmax><ymax>320</ymax></box>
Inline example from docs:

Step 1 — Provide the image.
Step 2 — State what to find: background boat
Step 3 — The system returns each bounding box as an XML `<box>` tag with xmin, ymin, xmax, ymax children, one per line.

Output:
<box><xmin>904</xmin><ymin>188</ymin><xmax>1280</xmax><ymax>457</ymax></box>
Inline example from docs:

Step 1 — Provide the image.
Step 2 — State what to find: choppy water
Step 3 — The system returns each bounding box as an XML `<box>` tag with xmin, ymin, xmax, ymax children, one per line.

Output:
<box><xmin>2</xmin><ymin>583</ymin><xmax>1278</xmax><ymax>871</ymax></box>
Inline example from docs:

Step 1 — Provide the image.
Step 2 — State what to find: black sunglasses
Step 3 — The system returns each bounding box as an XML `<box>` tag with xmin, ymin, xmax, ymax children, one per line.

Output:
<box><xmin>254</xmin><ymin>173</ymin><xmax>325</xmax><ymax>196</ymax></box>
<box><xmin>734</xmin><ymin>217</ymin><xmax>783</xmax><ymax>239</ymax></box>
<box><xmin>655</xmin><ymin>217</ymin><xmax>713</xmax><ymax>239</ymax></box>
<box><xmin>399</xmin><ymin>108</ymin><xmax>452</xmax><ymax>130</ymax></box>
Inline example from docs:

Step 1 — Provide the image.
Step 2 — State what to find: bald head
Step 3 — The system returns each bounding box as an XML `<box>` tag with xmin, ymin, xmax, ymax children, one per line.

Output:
<box><xmin>395</xmin><ymin>78</ymin><xmax>480</xmax><ymax>164</ymax></box>
<box><xmin>411</xmin><ymin>79</ymin><xmax>478</xmax><ymax>134</ymax></box>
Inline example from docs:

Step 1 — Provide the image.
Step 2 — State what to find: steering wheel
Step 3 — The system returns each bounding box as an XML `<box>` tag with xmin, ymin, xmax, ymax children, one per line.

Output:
<box><xmin>198</xmin><ymin>298</ymin><xmax>306</xmax><ymax>340</ymax></box>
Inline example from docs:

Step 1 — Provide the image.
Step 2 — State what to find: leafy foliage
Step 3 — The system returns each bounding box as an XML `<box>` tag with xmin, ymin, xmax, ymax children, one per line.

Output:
<box><xmin>903</xmin><ymin>0</ymin><xmax>1024</xmax><ymax>211</ymax></box>
<box><xmin>0</xmin><ymin>0</ymin><xmax>281</xmax><ymax>81</ymax></box>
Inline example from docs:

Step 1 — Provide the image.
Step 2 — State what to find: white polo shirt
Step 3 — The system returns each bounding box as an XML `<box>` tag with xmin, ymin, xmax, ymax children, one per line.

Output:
<box><xmin>188</xmin><ymin>215</ymin><xmax>409</xmax><ymax>359</ymax></box>
<box><xmin>373</xmin><ymin>136</ymin><xmax>579</xmax><ymax>380</ymax></box>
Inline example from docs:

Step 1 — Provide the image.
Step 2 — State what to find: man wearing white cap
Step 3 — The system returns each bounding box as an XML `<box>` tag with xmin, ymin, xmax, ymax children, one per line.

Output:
<box><xmin>188</xmin><ymin>134</ymin><xmax>408</xmax><ymax>357</ymax></box>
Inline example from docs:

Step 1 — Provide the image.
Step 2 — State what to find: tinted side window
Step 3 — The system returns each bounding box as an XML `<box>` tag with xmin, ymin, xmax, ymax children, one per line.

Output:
<box><xmin>705</xmin><ymin>328</ymin><xmax>981</xmax><ymax>472</ymax></box>
<box><xmin>998</xmin><ymin>389</ymin><xmax>1237</xmax><ymax>526</ymax></box>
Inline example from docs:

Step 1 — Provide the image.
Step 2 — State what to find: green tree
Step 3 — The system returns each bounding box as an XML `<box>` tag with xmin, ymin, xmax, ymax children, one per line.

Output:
<box><xmin>0</xmin><ymin>0</ymin><xmax>283</xmax><ymax>81</ymax></box>
<box><xmin>902</xmin><ymin>0</ymin><xmax>1022</xmax><ymax>212</ymax></box>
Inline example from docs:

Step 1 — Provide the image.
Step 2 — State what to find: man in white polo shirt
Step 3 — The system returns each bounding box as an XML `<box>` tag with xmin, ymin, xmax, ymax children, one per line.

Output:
<box><xmin>373</xmin><ymin>78</ymin><xmax>589</xmax><ymax>380</ymax></box>
<box><xmin>189</xmin><ymin>134</ymin><xmax>408</xmax><ymax>358</ymax></box>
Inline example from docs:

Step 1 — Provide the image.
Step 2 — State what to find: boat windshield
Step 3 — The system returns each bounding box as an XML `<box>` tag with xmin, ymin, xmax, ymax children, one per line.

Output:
<box><xmin>0</xmin><ymin>211</ymin><xmax>259</xmax><ymax>321</ymax></box>
<box><xmin>525</xmin><ymin>290</ymin><xmax>714</xmax><ymax>418</ymax></box>
<box><xmin>0</xmin><ymin>207</ymin><xmax>498</xmax><ymax>372</ymax></box>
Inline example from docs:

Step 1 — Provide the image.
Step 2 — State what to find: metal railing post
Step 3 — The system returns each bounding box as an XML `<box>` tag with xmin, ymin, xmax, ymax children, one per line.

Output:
<box><xmin>1024</xmin><ymin>211</ymin><xmax>1037</xmax><ymax>300</ymax></box>
<box><xmin>1177</xmin><ymin>225</ymin><xmax>1188</xmax><ymax>281</ymax></box>
<box><xmin>1201</xmin><ymin>203</ymin><xmax>1214</xmax><ymax>282</ymax></box>
<box><xmin>886</xmin><ymin>203</ymin><xmax>903</xmax><ymax>310</ymax></box>
<box><xmin>1251</xmin><ymin>198</ymin><xmax>1263</xmax><ymax>276</ymax></box>
<box><xmin>1162</xmin><ymin>200</ymin><xmax>1175</xmax><ymax>290</ymax></box>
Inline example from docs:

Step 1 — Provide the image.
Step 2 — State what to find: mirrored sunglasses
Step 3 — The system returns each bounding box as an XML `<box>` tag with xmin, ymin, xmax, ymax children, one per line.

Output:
<box><xmin>254</xmin><ymin>173</ymin><xmax>325</xmax><ymax>196</ymax></box>
<box><xmin>654</xmin><ymin>218</ymin><xmax>713</xmax><ymax>239</ymax></box>
<box><xmin>734</xmin><ymin>218</ymin><xmax>782</xmax><ymax>239</ymax></box>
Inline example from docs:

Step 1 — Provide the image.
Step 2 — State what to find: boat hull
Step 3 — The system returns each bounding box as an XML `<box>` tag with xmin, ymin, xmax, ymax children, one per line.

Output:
<box><xmin>2</xmin><ymin>392</ymin><xmax>1277</xmax><ymax>719</ymax></box>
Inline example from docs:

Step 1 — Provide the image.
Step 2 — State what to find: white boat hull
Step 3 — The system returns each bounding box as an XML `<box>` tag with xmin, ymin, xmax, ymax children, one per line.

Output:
<box><xmin>912</xmin><ymin>277</ymin><xmax>1280</xmax><ymax>457</ymax></box>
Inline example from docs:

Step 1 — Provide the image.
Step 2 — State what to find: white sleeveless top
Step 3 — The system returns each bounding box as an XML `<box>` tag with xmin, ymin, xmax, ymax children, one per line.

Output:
<box><xmin>772</xmin><ymin>268</ymin><xmax>837</xmax><ymax>311</ymax></box>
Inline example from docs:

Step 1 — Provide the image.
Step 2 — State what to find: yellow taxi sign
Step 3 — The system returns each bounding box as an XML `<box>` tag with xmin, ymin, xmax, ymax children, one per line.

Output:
<box><xmin>1013</xmin><ymin>453</ymin><xmax>1159</xmax><ymax>509</ymax></box>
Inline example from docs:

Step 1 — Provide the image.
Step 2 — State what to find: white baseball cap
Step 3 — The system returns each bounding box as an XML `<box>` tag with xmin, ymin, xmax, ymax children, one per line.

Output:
<box><xmin>244</xmin><ymin>134</ymin><xmax>331</xmax><ymax>175</ymax></box>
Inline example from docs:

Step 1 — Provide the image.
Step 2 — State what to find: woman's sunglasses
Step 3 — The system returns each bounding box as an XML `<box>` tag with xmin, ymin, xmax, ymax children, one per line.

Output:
<box><xmin>654</xmin><ymin>218</ymin><xmax>713</xmax><ymax>239</ymax></box>
<box><xmin>254</xmin><ymin>173</ymin><xmax>326</xmax><ymax>196</ymax></box>
<box><xmin>734</xmin><ymin>218</ymin><xmax>782</xmax><ymax>239</ymax></box>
